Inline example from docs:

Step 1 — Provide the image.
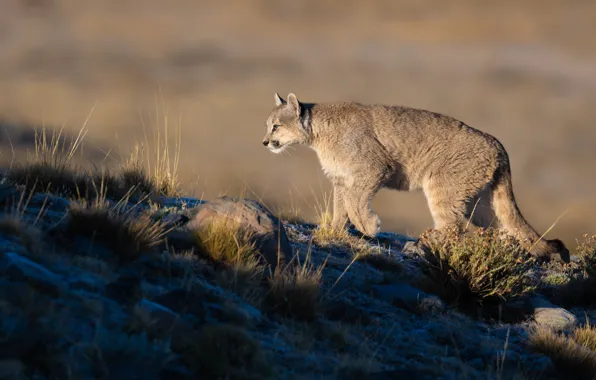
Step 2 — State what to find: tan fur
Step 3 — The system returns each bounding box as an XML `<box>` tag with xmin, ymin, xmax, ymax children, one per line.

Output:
<box><xmin>262</xmin><ymin>93</ymin><xmax>569</xmax><ymax>262</ymax></box>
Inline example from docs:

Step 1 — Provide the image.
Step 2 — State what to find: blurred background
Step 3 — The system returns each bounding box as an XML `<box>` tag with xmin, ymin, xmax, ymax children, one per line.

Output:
<box><xmin>0</xmin><ymin>0</ymin><xmax>594</xmax><ymax>249</ymax></box>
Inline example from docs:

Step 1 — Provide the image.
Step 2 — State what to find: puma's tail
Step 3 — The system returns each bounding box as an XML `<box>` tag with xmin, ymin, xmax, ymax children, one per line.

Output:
<box><xmin>491</xmin><ymin>162</ymin><xmax>569</xmax><ymax>263</ymax></box>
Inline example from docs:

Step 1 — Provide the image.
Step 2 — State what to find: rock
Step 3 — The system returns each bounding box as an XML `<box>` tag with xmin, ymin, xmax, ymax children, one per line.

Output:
<box><xmin>0</xmin><ymin>252</ymin><xmax>66</xmax><ymax>297</ymax></box>
<box><xmin>186</xmin><ymin>196</ymin><xmax>291</xmax><ymax>272</ymax></box>
<box><xmin>417</xmin><ymin>295</ymin><xmax>446</xmax><ymax>315</ymax></box>
<box><xmin>530</xmin><ymin>295</ymin><xmax>578</xmax><ymax>332</ymax></box>
<box><xmin>533</xmin><ymin>307</ymin><xmax>577</xmax><ymax>332</ymax></box>
<box><xmin>153</xmin><ymin>288</ymin><xmax>207</xmax><ymax>322</ymax></box>
<box><xmin>371</xmin><ymin>283</ymin><xmax>444</xmax><ymax>314</ymax></box>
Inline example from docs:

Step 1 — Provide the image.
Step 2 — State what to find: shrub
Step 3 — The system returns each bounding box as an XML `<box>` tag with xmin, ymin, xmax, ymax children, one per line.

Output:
<box><xmin>577</xmin><ymin>234</ymin><xmax>596</xmax><ymax>276</ymax></box>
<box><xmin>418</xmin><ymin>227</ymin><xmax>537</xmax><ymax>308</ymax></box>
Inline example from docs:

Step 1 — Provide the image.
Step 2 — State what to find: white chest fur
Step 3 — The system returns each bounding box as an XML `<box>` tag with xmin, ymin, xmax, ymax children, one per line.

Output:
<box><xmin>315</xmin><ymin>149</ymin><xmax>351</xmax><ymax>180</ymax></box>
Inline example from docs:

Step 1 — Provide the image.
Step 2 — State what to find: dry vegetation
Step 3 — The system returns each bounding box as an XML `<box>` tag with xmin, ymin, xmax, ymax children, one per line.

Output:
<box><xmin>577</xmin><ymin>234</ymin><xmax>596</xmax><ymax>276</ymax></box>
<box><xmin>528</xmin><ymin>324</ymin><xmax>596</xmax><ymax>379</ymax></box>
<box><xmin>266</xmin><ymin>249</ymin><xmax>324</xmax><ymax>321</ymax></box>
<box><xmin>418</xmin><ymin>227</ymin><xmax>537</xmax><ymax>309</ymax></box>
<box><xmin>551</xmin><ymin>235</ymin><xmax>596</xmax><ymax>308</ymax></box>
<box><xmin>66</xmin><ymin>197</ymin><xmax>167</xmax><ymax>262</ymax></box>
<box><xmin>193</xmin><ymin>216</ymin><xmax>325</xmax><ymax>320</ymax></box>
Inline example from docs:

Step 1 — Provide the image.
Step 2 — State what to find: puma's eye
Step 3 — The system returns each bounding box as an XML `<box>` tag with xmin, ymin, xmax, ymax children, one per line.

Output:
<box><xmin>272</xmin><ymin>125</ymin><xmax>280</xmax><ymax>133</ymax></box>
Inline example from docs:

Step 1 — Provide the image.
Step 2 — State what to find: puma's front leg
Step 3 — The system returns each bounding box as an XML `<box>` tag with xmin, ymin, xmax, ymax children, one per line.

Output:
<box><xmin>331</xmin><ymin>178</ymin><xmax>349</xmax><ymax>230</ymax></box>
<box><xmin>343</xmin><ymin>173</ymin><xmax>383</xmax><ymax>237</ymax></box>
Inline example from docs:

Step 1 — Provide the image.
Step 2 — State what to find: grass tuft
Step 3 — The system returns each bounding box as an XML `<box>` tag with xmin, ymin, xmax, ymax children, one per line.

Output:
<box><xmin>572</xmin><ymin>321</ymin><xmax>596</xmax><ymax>352</ymax></box>
<box><xmin>266</xmin><ymin>249</ymin><xmax>324</xmax><ymax>321</ymax></box>
<box><xmin>418</xmin><ymin>227</ymin><xmax>537</xmax><ymax>308</ymax></box>
<box><xmin>528</xmin><ymin>324</ymin><xmax>596</xmax><ymax>378</ymax></box>
<box><xmin>66</xmin><ymin>193</ymin><xmax>167</xmax><ymax>262</ymax></box>
<box><xmin>193</xmin><ymin>218</ymin><xmax>261</xmax><ymax>266</ymax></box>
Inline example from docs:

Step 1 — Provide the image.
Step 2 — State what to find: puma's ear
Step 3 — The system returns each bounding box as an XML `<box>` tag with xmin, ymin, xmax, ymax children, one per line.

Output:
<box><xmin>274</xmin><ymin>93</ymin><xmax>285</xmax><ymax>106</ymax></box>
<box><xmin>287</xmin><ymin>93</ymin><xmax>300</xmax><ymax>117</ymax></box>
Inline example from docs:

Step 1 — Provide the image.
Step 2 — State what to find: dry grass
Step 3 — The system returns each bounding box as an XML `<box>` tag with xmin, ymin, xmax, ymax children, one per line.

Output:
<box><xmin>193</xmin><ymin>218</ymin><xmax>260</xmax><ymax>266</ymax></box>
<box><xmin>66</xmin><ymin>192</ymin><xmax>167</xmax><ymax>262</ymax></box>
<box><xmin>418</xmin><ymin>227</ymin><xmax>537</xmax><ymax>308</ymax></box>
<box><xmin>181</xmin><ymin>323</ymin><xmax>270</xmax><ymax>379</ymax></box>
<box><xmin>5</xmin><ymin>127</ymin><xmax>133</xmax><ymax>201</ymax></box>
<box><xmin>193</xmin><ymin>218</ymin><xmax>268</xmax><ymax>303</ymax></box>
<box><xmin>528</xmin><ymin>325</ymin><xmax>596</xmax><ymax>378</ymax></box>
<box><xmin>577</xmin><ymin>234</ymin><xmax>596</xmax><ymax>276</ymax></box>
<box><xmin>5</xmin><ymin>111</ymin><xmax>181</xmax><ymax>203</ymax></box>
<box><xmin>266</xmin><ymin>249</ymin><xmax>324</xmax><ymax>321</ymax></box>
<box><xmin>573</xmin><ymin>322</ymin><xmax>596</xmax><ymax>352</ymax></box>
<box><xmin>311</xmin><ymin>210</ymin><xmax>352</xmax><ymax>247</ymax></box>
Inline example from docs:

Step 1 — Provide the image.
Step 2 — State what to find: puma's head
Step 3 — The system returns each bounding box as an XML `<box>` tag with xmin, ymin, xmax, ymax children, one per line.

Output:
<box><xmin>262</xmin><ymin>93</ymin><xmax>310</xmax><ymax>154</ymax></box>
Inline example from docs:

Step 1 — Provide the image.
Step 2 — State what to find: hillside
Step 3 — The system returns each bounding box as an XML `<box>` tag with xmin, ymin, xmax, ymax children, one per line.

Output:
<box><xmin>1</xmin><ymin>134</ymin><xmax>596</xmax><ymax>379</ymax></box>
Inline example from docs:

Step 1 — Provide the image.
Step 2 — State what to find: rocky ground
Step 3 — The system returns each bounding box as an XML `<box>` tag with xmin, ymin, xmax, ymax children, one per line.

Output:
<box><xmin>0</xmin><ymin>180</ymin><xmax>594</xmax><ymax>380</ymax></box>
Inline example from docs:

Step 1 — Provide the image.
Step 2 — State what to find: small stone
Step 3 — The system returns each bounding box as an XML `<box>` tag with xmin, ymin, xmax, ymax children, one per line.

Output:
<box><xmin>530</xmin><ymin>295</ymin><xmax>578</xmax><ymax>332</ymax></box>
<box><xmin>417</xmin><ymin>295</ymin><xmax>446</xmax><ymax>314</ymax></box>
<box><xmin>533</xmin><ymin>307</ymin><xmax>577</xmax><ymax>332</ymax></box>
<box><xmin>0</xmin><ymin>252</ymin><xmax>66</xmax><ymax>297</ymax></box>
